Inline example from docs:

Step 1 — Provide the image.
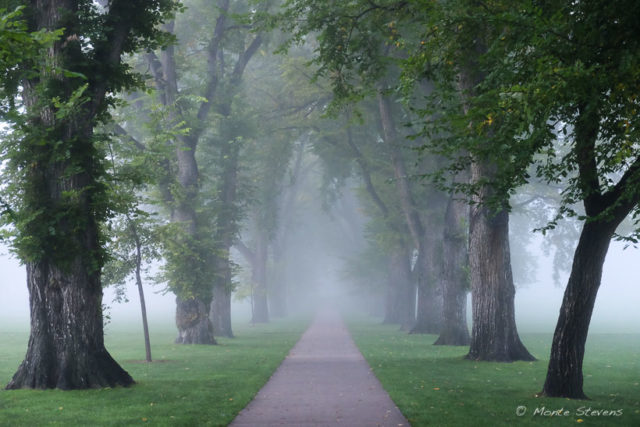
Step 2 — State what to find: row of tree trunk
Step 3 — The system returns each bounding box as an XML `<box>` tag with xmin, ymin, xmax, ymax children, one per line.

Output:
<box><xmin>376</xmin><ymin>86</ymin><xmax>533</xmax><ymax>360</ymax></box>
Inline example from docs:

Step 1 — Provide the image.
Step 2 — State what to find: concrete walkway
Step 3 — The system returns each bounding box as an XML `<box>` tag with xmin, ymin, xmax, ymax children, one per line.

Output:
<box><xmin>230</xmin><ymin>308</ymin><xmax>409</xmax><ymax>427</ymax></box>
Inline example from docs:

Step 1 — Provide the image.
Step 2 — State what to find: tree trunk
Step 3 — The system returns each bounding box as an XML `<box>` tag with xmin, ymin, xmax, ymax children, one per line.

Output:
<box><xmin>175</xmin><ymin>296</ymin><xmax>216</xmax><ymax>344</ymax></box>
<box><xmin>154</xmin><ymin>28</ymin><xmax>216</xmax><ymax>345</ymax></box>
<box><xmin>211</xmin><ymin>276</ymin><xmax>234</xmax><ymax>338</ymax></box>
<box><xmin>383</xmin><ymin>247</ymin><xmax>414</xmax><ymax>328</ymax></box>
<box><xmin>539</xmin><ymin>101</ymin><xmax>640</xmax><ymax>398</ymax></box>
<box><xmin>410</xmin><ymin>235</ymin><xmax>443</xmax><ymax>334</ymax></box>
<box><xmin>268</xmin><ymin>142</ymin><xmax>306</xmax><ymax>318</ymax></box>
<box><xmin>211</xmin><ymin>128</ymin><xmax>241</xmax><ymax>330</ymax></box>
<box><xmin>377</xmin><ymin>93</ymin><xmax>424</xmax><ymax>251</ymax></box>
<box><xmin>170</xmin><ymin>141</ymin><xmax>217</xmax><ymax>344</ymax></box>
<box><xmin>540</xmin><ymin>220</ymin><xmax>617</xmax><ymax>397</ymax></box>
<box><xmin>383</xmin><ymin>289</ymin><xmax>401</xmax><ymax>324</ymax></box>
<box><xmin>252</xmin><ymin>231</ymin><xmax>270</xmax><ymax>323</ymax></box>
<box><xmin>7</xmin><ymin>0</ymin><xmax>135</xmax><ymax>388</ymax></box>
<box><xmin>269</xmin><ymin>266</ymin><xmax>288</xmax><ymax>318</ymax></box>
<box><xmin>466</xmin><ymin>197</ymin><xmax>534</xmax><ymax>361</ymax></box>
<box><xmin>7</xmin><ymin>260</ymin><xmax>134</xmax><ymax>389</ymax></box>
<box><xmin>133</xmin><ymin>228</ymin><xmax>152</xmax><ymax>362</ymax></box>
<box><xmin>434</xmin><ymin>192</ymin><xmax>470</xmax><ymax>346</ymax></box>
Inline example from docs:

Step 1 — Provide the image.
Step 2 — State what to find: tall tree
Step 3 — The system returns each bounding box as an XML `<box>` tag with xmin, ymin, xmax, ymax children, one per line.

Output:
<box><xmin>143</xmin><ymin>0</ymin><xmax>265</xmax><ymax>341</ymax></box>
<box><xmin>433</xmin><ymin>185</ymin><xmax>470</xmax><ymax>346</ymax></box>
<box><xmin>403</xmin><ymin>0</ymin><xmax>535</xmax><ymax>361</ymax></box>
<box><xmin>204</xmin><ymin>0</ymin><xmax>266</xmax><ymax>334</ymax></box>
<box><xmin>422</xmin><ymin>0</ymin><xmax>640</xmax><ymax>393</ymax></box>
<box><xmin>501</xmin><ymin>0</ymin><xmax>640</xmax><ymax>398</ymax></box>
<box><xmin>1</xmin><ymin>0</ymin><xmax>177</xmax><ymax>389</ymax></box>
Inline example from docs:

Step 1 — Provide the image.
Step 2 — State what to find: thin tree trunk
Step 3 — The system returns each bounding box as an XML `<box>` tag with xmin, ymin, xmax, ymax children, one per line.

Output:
<box><xmin>434</xmin><ymin>192</ymin><xmax>470</xmax><ymax>346</ymax></box>
<box><xmin>252</xmin><ymin>231</ymin><xmax>270</xmax><ymax>323</ymax></box>
<box><xmin>383</xmin><ymin>282</ymin><xmax>401</xmax><ymax>325</ymax></box>
<box><xmin>410</xmin><ymin>235</ymin><xmax>443</xmax><ymax>334</ymax></box>
<box><xmin>132</xmin><ymin>225</ymin><xmax>152</xmax><ymax>362</ymax></box>
<box><xmin>269</xmin><ymin>267</ymin><xmax>288</xmax><ymax>318</ymax></box>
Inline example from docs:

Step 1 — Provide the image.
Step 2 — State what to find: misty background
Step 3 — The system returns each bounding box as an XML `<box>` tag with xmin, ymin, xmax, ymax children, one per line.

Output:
<box><xmin>1</xmin><ymin>202</ymin><xmax>638</xmax><ymax>335</ymax></box>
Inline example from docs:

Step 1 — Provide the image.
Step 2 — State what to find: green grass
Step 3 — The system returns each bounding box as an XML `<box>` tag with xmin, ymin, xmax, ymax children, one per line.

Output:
<box><xmin>0</xmin><ymin>317</ymin><xmax>308</xmax><ymax>426</ymax></box>
<box><xmin>347</xmin><ymin>318</ymin><xmax>640</xmax><ymax>427</ymax></box>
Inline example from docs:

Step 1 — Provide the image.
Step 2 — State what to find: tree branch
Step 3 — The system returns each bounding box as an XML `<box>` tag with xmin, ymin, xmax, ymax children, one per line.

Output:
<box><xmin>345</xmin><ymin>122</ymin><xmax>389</xmax><ymax>217</ymax></box>
<box><xmin>113</xmin><ymin>124</ymin><xmax>145</xmax><ymax>151</ymax></box>
<box><xmin>377</xmin><ymin>91</ymin><xmax>424</xmax><ymax>249</ymax></box>
<box><xmin>602</xmin><ymin>155</ymin><xmax>640</xmax><ymax>222</ymax></box>
<box><xmin>229</xmin><ymin>34</ymin><xmax>264</xmax><ymax>87</ymax></box>
<box><xmin>194</xmin><ymin>0</ymin><xmax>230</xmax><ymax>124</ymax></box>
<box><xmin>234</xmin><ymin>240</ymin><xmax>256</xmax><ymax>265</ymax></box>
<box><xmin>575</xmin><ymin>102</ymin><xmax>604</xmax><ymax>216</ymax></box>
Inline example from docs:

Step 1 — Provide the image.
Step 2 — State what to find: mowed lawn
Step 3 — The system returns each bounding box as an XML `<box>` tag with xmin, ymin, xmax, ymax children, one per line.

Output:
<box><xmin>0</xmin><ymin>318</ymin><xmax>308</xmax><ymax>426</ymax></box>
<box><xmin>348</xmin><ymin>319</ymin><xmax>640</xmax><ymax>427</ymax></box>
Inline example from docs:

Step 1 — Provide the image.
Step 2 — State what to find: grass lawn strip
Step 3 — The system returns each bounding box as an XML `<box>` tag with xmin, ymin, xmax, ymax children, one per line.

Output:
<box><xmin>0</xmin><ymin>317</ymin><xmax>308</xmax><ymax>426</ymax></box>
<box><xmin>347</xmin><ymin>318</ymin><xmax>640</xmax><ymax>427</ymax></box>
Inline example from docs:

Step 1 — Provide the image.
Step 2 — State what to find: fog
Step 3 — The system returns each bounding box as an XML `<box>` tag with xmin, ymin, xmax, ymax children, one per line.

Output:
<box><xmin>1</xmin><ymin>211</ymin><xmax>638</xmax><ymax>336</ymax></box>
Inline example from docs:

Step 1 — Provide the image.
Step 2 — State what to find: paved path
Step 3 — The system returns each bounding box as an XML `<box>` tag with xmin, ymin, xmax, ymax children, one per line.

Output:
<box><xmin>230</xmin><ymin>308</ymin><xmax>409</xmax><ymax>427</ymax></box>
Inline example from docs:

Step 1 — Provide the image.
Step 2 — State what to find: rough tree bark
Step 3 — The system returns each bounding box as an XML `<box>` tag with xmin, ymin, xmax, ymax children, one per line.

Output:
<box><xmin>457</xmin><ymin>54</ymin><xmax>533</xmax><ymax>361</ymax></box>
<box><xmin>377</xmin><ymin>93</ymin><xmax>424</xmax><ymax>253</ymax></box>
<box><xmin>434</xmin><ymin>192</ymin><xmax>470</xmax><ymax>346</ymax></box>
<box><xmin>466</xmin><ymin>177</ymin><xmax>534</xmax><ymax>361</ymax></box>
<box><xmin>175</xmin><ymin>296</ymin><xmax>215</xmax><ymax>344</ymax></box>
<box><xmin>7</xmin><ymin>261</ymin><xmax>134</xmax><ymax>389</ymax></box>
<box><xmin>7</xmin><ymin>152</ymin><xmax>130</xmax><ymax>386</ymax></box>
